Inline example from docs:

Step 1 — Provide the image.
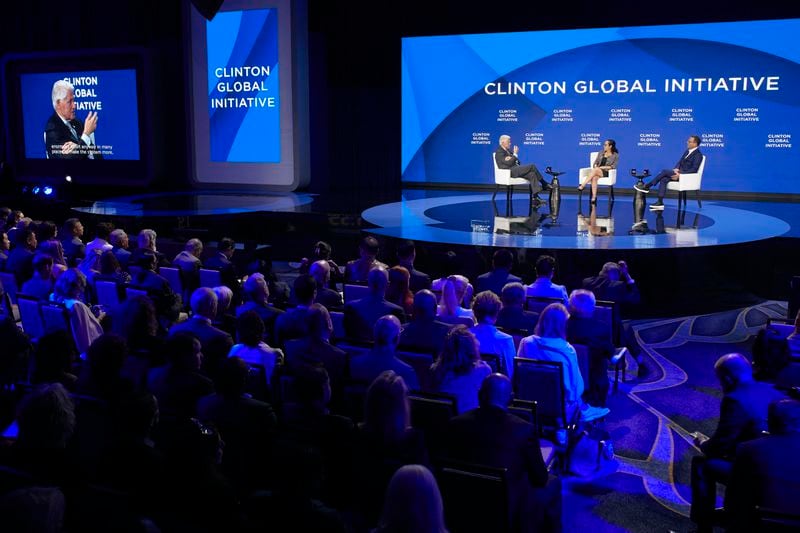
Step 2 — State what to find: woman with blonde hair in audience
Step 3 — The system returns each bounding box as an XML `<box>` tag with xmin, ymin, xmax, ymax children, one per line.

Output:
<box><xmin>386</xmin><ymin>266</ymin><xmax>414</xmax><ymax>317</ymax></box>
<box><xmin>429</xmin><ymin>325</ymin><xmax>491</xmax><ymax>413</ymax></box>
<box><xmin>437</xmin><ymin>275</ymin><xmax>475</xmax><ymax>324</ymax></box>
<box><xmin>375</xmin><ymin>464</ymin><xmax>448</xmax><ymax>533</ymax></box>
<box><xmin>517</xmin><ymin>302</ymin><xmax>609</xmax><ymax>421</ymax></box>
<box><xmin>52</xmin><ymin>268</ymin><xmax>104</xmax><ymax>355</ymax></box>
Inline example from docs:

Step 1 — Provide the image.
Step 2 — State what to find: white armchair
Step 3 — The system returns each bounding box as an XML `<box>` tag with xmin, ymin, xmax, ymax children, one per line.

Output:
<box><xmin>578</xmin><ymin>151</ymin><xmax>617</xmax><ymax>202</ymax></box>
<box><xmin>667</xmin><ymin>155</ymin><xmax>706</xmax><ymax>208</ymax></box>
<box><xmin>492</xmin><ymin>154</ymin><xmax>532</xmax><ymax>208</ymax></box>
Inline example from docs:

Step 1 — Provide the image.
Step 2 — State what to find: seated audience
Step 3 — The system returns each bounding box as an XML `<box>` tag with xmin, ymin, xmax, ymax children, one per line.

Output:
<box><xmin>170</xmin><ymin>287</ymin><xmax>234</xmax><ymax>378</ymax></box>
<box><xmin>436</xmin><ymin>275</ymin><xmax>475</xmax><ymax>325</ymax></box>
<box><xmin>725</xmin><ymin>398</ymin><xmax>800</xmax><ymax>532</ymax></box>
<box><xmin>146</xmin><ymin>332</ymin><xmax>214</xmax><ymax>418</ymax></box>
<box><xmin>31</xmin><ymin>330</ymin><xmax>78</xmax><ymax>389</ymax></box>
<box><xmin>211</xmin><ymin>285</ymin><xmax>237</xmax><ymax>337</ymax></box>
<box><xmin>205</xmin><ymin>236</ymin><xmax>241</xmax><ymax>296</ymax></box>
<box><xmin>445</xmin><ymin>373</ymin><xmax>562</xmax><ymax>533</ymax></box>
<box><xmin>566</xmin><ymin>289</ymin><xmax>615</xmax><ymax>408</ymax></box>
<box><xmin>111</xmin><ymin>295</ymin><xmax>166</xmax><ymax>363</ymax></box>
<box><xmin>21</xmin><ymin>253</ymin><xmax>55</xmax><ymax>300</ymax></box>
<box><xmin>429</xmin><ymin>325</ymin><xmax>492</xmax><ymax>414</ymax></box>
<box><xmin>52</xmin><ymin>268</ymin><xmax>104</xmax><ymax>354</ymax></box>
<box><xmin>582</xmin><ymin>260</ymin><xmax>640</xmax><ymax>310</ymax></box>
<box><xmin>229</xmin><ymin>310</ymin><xmax>283</xmax><ymax>387</ymax></box>
<box><xmin>475</xmin><ymin>248</ymin><xmax>521</xmax><ymax>296</ymax></box>
<box><xmin>0</xmin><ymin>230</ymin><xmax>9</xmax><ymax>270</ymax></box>
<box><xmin>131</xmin><ymin>250</ymin><xmax>182</xmax><ymax>327</ymax></box>
<box><xmin>396</xmin><ymin>240</ymin><xmax>431</xmax><ymax>292</ymax></box>
<box><xmin>173</xmin><ymin>238</ymin><xmax>204</xmax><ymax>294</ymax></box>
<box><xmin>236</xmin><ymin>272</ymin><xmax>284</xmax><ymax>345</ymax></box>
<box><xmin>284</xmin><ymin>304</ymin><xmax>347</xmax><ymax>391</ymax></box>
<box><xmin>74</xmin><ymin>333</ymin><xmax>135</xmax><ymax>402</ymax></box>
<box><xmin>496</xmin><ymin>281</ymin><xmax>539</xmax><ymax>334</ymax></box>
<box><xmin>344</xmin><ymin>267</ymin><xmax>406</xmax><ymax>341</ymax></box>
<box><xmin>0</xmin><ymin>315</ymin><xmax>32</xmax><ymax>386</ymax></box>
<box><xmin>84</xmin><ymin>222</ymin><xmax>114</xmax><ymax>257</ymax></box>
<box><xmin>350</xmin><ymin>315</ymin><xmax>420</xmax><ymax>390</ymax></box>
<box><xmin>276</xmin><ymin>273</ymin><xmax>317</xmax><ymax>347</ymax></box>
<box><xmin>299</xmin><ymin>240</ymin><xmax>343</xmax><ymax>289</ymax></box>
<box><xmin>130</xmin><ymin>228</ymin><xmax>170</xmax><ymax>268</ymax></box>
<box><xmin>374</xmin><ymin>464</ymin><xmax>447</xmax><ymax>533</ymax></box>
<box><xmin>690</xmin><ymin>353</ymin><xmax>785</xmax><ymax>533</ymax></box>
<box><xmin>7</xmin><ymin>226</ymin><xmax>37</xmax><ymax>285</ymax></box>
<box><xmin>59</xmin><ymin>218</ymin><xmax>85</xmax><ymax>266</ymax></box>
<box><xmin>345</xmin><ymin>235</ymin><xmax>388</xmax><ymax>283</ymax></box>
<box><xmin>35</xmin><ymin>220</ymin><xmax>66</xmax><ymax>267</ymax></box>
<box><xmin>386</xmin><ymin>265</ymin><xmax>414</xmax><ymax>317</ymax></box>
<box><xmin>526</xmin><ymin>255</ymin><xmax>568</xmax><ymax>306</ymax></box>
<box><xmin>96</xmin><ymin>249</ymin><xmax>131</xmax><ymax>284</ymax></box>
<box><xmin>109</xmin><ymin>228</ymin><xmax>132</xmax><ymax>269</ymax></box>
<box><xmin>470</xmin><ymin>290</ymin><xmax>516</xmax><ymax>378</ymax></box>
<box><xmin>517</xmin><ymin>303</ymin><xmax>610</xmax><ymax>422</ymax></box>
<box><xmin>309</xmin><ymin>259</ymin><xmax>343</xmax><ymax>309</ymax></box>
<box><xmin>398</xmin><ymin>289</ymin><xmax>450</xmax><ymax>356</ymax></box>
<box><xmin>352</xmin><ymin>371</ymin><xmax>430</xmax><ymax>528</ymax></box>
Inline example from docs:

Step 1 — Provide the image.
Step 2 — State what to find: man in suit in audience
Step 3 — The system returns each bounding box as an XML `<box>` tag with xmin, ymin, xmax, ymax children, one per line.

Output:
<box><xmin>349</xmin><ymin>315</ymin><xmax>419</xmax><ymax>390</ymax></box>
<box><xmin>526</xmin><ymin>255</ymin><xmax>568</xmax><ymax>307</ymax></box>
<box><xmin>496</xmin><ymin>282</ymin><xmax>539</xmax><ymax>334</ymax></box>
<box><xmin>170</xmin><ymin>287</ymin><xmax>234</xmax><ymax>379</ymax></box>
<box><xmin>396</xmin><ymin>240</ymin><xmax>431</xmax><ymax>293</ymax></box>
<box><xmin>446</xmin><ymin>373</ymin><xmax>562</xmax><ymax>532</ymax></box>
<box><xmin>275</xmin><ymin>274</ymin><xmax>316</xmax><ymax>348</ymax></box>
<box><xmin>724</xmin><ymin>398</ymin><xmax>800</xmax><ymax>531</ymax></box>
<box><xmin>205</xmin><ymin>237</ymin><xmax>241</xmax><ymax>298</ymax></box>
<box><xmin>60</xmin><ymin>218</ymin><xmax>85</xmax><ymax>267</ymax></box>
<box><xmin>475</xmin><ymin>249</ymin><xmax>520</xmax><ymax>297</ymax></box>
<box><xmin>284</xmin><ymin>304</ymin><xmax>348</xmax><ymax>391</ymax></box>
<box><xmin>399</xmin><ymin>289</ymin><xmax>450</xmax><ymax>355</ymax></box>
<box><xmin>130</xmin><ymin>251</ymin><xmax>182</xmax><ymax>327</ymax></box>
<box><xmin>130</xmin><ymin>229</ymin><xmax>170</xmax><ymax>268</ymax></box>
<box><xmin>581</xmin><ymin>261</ymin><xmax>640</xmax><ymax>308</ymax></box>
<box><xmin>236</xmin><ymin>272</ymin><xmax>284</xmax><ymax>346</ymax></box>
<box><xmin>7</xmin><ymin>227</ymin><xmax>37</xmax><ymax>286</ymax></box>
<box><xmin>109</xmin><ymin>229</ymin><xmax>131</xmax><ymax>270</ymax></box>
<box><xmin>173</xmin><ymin>238</ymin><xmax>204</xmax><ymax>295</ymax></box>
<box><xmin>309</xmin><ymin>260</ymin><xmax>343</xmax><ymax>310</ymax></box>
<box><xmin>147</xmin><ymin>332</ymin><xmax>214</xmax><ymax>418</ymax></box>
<box><xmin>344</xmin><ymin>236</ymin><xmax>388</xmax><ymax>283</ymax></box>
<box><xmin>690</xmin><ymin>353</ymin><xmax>785</xmax><ymax>533</ymax></box>
<box><xmin>344</xmin><ymin>267</ymin><xmax>405</xmax><ymax>341</ymax></box>
<box><xmin>21</xmin><ymin>253</ymin><xmax>54</xmax><ymax>300</ymax></box>
<box><xmin>566</xmin><ymin>289</ymin><xmax>615</xmax><ymax>408</ymax></box>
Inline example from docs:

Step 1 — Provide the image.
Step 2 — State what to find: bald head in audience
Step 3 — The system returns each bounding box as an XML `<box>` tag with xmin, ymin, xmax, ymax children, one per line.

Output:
<box><xmin>412</xmin><ymin>289</ymin><xmax>437</xmax><ymax>321</ymax></box>
<box><xmin>478</xmin><ymin>373</ymin><xmax>512</xmax><ymax>410</ymax></box>
<box><xmin>368</xmin><ymin>267</ymin><xmax>389</xmax><ymax>296</ymax></box>
<box><xmin>309</xmin><ymin>260</ymin><xmax>331</xmax><ymax>286</ymax></box>
<box><xmin>714</xmin><ymin>353</ymin><xmax>754</xmax><ymax>392</ymax></box>
<box><xmin>374</xmin><ymin>314</ymin><xmax>401</xmax><ymax>349</ymax></box>
<box><xmin>191</xmin><ymin>287</ymin><xmax>218</xmax><ymax>320</ymax></box>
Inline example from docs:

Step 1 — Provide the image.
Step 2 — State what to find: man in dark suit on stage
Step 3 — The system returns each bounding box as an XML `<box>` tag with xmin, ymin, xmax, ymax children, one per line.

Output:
<box><xmin>494</xmin><ymin>134</ymin><xmax>551</xmax><ymax>204</ymax></box>
<box><xmin>634</xmin><ymin>135</ymin><xmax>703</xmax><ymax>210</ymax></box>
<box><xmin>690</xmin><ymin>353</ymin><xmax>785</xmax><ymax>533</ymax></box>
<box><xmin>724</xmin><ymin>398</ymin><xmax>800</xmax><ymax>532</ymax></box>
<box><xmin>44</xmin><ymin>80</ymin><xmax>101</xmax><ymax>160</ymax></box>
<box><xmin>446</xmin><ymin>373</ymin><xmax>561</xmax><ymax>532</ymax></box>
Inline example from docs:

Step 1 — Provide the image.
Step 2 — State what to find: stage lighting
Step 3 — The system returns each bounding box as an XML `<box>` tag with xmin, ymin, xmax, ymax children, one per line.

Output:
<box><xmin>32</xmin><ymin>186</ymin><xmax>40</xmax><ymax>195</ymax></box>
<box><xmin>65</xmin><ymin>175</ymin><xmax>72</xmax><ymax>183</ymax></box>
<box><xmin>43</xmin><ymin>186</ymin><xmax>53</xmax><ymax>196</ymax></box>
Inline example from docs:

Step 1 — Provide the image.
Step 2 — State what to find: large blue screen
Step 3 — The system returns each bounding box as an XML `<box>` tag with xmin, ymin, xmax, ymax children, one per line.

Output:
<box><xmin>20</xmin><ymin>69</ymin><xmax>140</xmax><ymax>160</ymax></box>
<box><xmin>401</xmin><ymin>19</ymin><xmax>800</xmax><ymax>195</ymax></box>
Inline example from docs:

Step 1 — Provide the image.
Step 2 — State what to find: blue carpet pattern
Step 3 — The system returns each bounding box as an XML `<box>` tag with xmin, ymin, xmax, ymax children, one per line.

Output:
<box><xmin>564</xmin><ymin>300</ymin><xmax>788</xmax><ymax>532</ymax></box>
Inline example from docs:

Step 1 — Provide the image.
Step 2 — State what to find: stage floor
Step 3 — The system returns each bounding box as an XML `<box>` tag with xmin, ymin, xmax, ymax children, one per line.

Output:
<box><xmin>362</xmin><ymin>189</ymin><xmax>798</xmax><ymax>250</ymax></box>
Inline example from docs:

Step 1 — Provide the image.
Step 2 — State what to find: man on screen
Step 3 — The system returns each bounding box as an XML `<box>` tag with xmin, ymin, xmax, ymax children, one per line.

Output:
<box><xmin>494</xmin><ymin>135</ymin><xmax>551</xmax><ymax>205</ymax></box>
<box><xmin>634</xmin><ymin>135</ymin><xmax>703</xmax><ymax>210</ymax></box>
<box><xmin>44</xmin><ymin>79</ymin><xmax>100</xmax><ymax>159</ymax></box>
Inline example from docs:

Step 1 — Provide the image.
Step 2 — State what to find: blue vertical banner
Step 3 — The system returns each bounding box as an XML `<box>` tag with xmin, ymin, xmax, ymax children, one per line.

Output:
<box><xmin>206</xmin><ymin>8</ymin><xmax>280</xmax><ymax>163</ymax></box>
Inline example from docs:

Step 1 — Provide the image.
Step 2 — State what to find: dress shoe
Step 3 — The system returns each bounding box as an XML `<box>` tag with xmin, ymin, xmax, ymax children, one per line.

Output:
<box><xmin>634</xmin><ymin>184</ymin><xmax>650</xmax><ymax>193</ymax></box>
<box><xmin>649</xmin><ymin>200</ymin><xmax>664</xmax><ymax>210</ymax></box>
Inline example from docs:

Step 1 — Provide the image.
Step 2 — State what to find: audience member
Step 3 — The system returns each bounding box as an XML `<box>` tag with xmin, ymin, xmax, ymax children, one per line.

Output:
<box><xmin>74</xmin><ymin>332</ymin><xmax>134</xmax><ymax>402</ymax></box>
<box><xmin>430</xmin><ymin>325</ymin><xmax>492</xmax><ymax>413</ymax></box>
<box><xmin>84</xmin><ymin>222</ymin><xmax>114</xmax><ymax>257</ymax></box>
<box><xmin>690</xmin><ymin>353</ymin><xmax>785</xmax><ymax>533</ymax></box>
<box><xmin>236</xmin><ymin>272</ymin><xmax>284</xmax><ymax>345</ymax></box>
<box><xmin>310</xmin><ymin>259</ymin><xmax>343</xmax><ymax>309</ymax></box>
<box><xmin>60</xmin><ymin>218</ymin><xmax>85</xmax><ymax>266</ymax></box>
<box><xmin>31</xmin><ymin>330</ymin><xmax>78</xmax><ymax>389</ymax></box>
<box><xmin>566</xmin><ymin>289</ymin><xmax>615</xmax><ymax>407</ymax></box>
<box><xmin>109</xmin><ymin>228</ymin><xmax>132</xmax><ymax>269</ymax></box>
<box><xmin>130</xmin><ymin>250</ymin><xmax>182</xmax><ymax>327</ymax></box>
<box><xmin>0</xmin><ymin>315</ymin><xmax>32</xmax><ymax>386</ymax></box>
<box><xmin>496</xmin><ymin>282</ymin><xmax>539</xmax><ymax>334</ymax></box>
<box><xmin>299</xmin><ymin>240</ymin><xmax>343</xmax><ymax>288</ymax></box>
<box><xmin>146</xmin><ymin>332</ymin><xmax>214</xmax><ymax>418</ymax></box>
<box><xmin>470</xmin><ymin>290</ymin><xmax>515</xmax><ymax>379</ymax></box>
<box><xmin>350</xmin><ymin>314</ymin><xmax>420</xmax><ymax>390</ymax></box>
<box><xmin>275</xmin><ymin>273</ymin><xmax>316</xmax><ymax>347</ymax></box>
<box><xmin>0</xmin><ymin>231</ymin><xmax>9</xmax><ymax>270</ymax></box>
<box><xmin>205</xmin><ymin>236</ymin><xmax>241</xmax><ymax>295</ymax></box>
<box><xmin>724</xmin><ymin>398</ymin><xmax>800</xmax><ymax>532</ymax></box>
<box><xmin>526</xmin><ymin>255</ymin><xmax>568</xmax><ymax>306</ymax></box>
<box><xmin>7</xmin><ymin>226</ymin><xmax>37</xmax><ymax>285</ymax></box>
<box><xmin>398</xmin><ymin>289</ymin><xmax>450</xmax><ymax>356</ymax></box>
<box><xmin>211</xmin><ymin>285</ymin><xmax>237</xmax><ymax>337</ymax></box>
<box><xmin>445</xmin><ymin>373</ymin><xmax>562</xmax><ymax>533</ymax></box>
<box><xmin>353</xmin><ymin>371</ymin><xmax>430</xmax><ymax>528</ymax></box>
<box><xmin>21</xmin><ymin>253</ymin><xmax>55</xmax><ymax>300</ymax></box>
<box><xmin>173</xmin><ymin>238</ymin><xmax>204</xmax><ymax>294</ymax></box>
<box><xmin>96</xmin><ymin>249</ymin><xmax>131</xmax><ymax>284</ymax></box>
<box><xmin>345</xmin><ymin>235</ymin><xmax>388</xmax><ymax>283</ymax></box>
<box><xmin>436</xmin><ymin>275</ymin><xmax>475</xmax><ymax>325</ymax></box>
<box><xmin>475</xmin><ymin>249</ymin><xmax>520</xmax><ymax>296</ymax></box>
<box><xmin>396</xmin><ymin>240</ymin><xmax>431</xmax><ymax>292</ymax></box>
<box><xmin>35</xmin><ymin>220</ymin><xmax>66</xmax><ymax>267</ymax></box>
<box><xmin>386</xmin><ymin>265</ymin><xmax>414</xmax><ymax>317</ymax></box>
<box><xmin>52</xmin><ymin>268</ymin><xmax>104</xmax><ymax>354</ymax></box>
<box><xmin>170</xmin><ymin>287</ymin><xmax>234</xmax><ymax>378</ymax></box>
<box><xmin>344</xmin><ymin>268</ymin><xmax>406</xmax><ymax>341</ymax></box>
<box><xmin>517</xmin><ymin>303</ymin><xmax>610</xmax><ymax>422</ymax></box>
<box><xmin>374</xmin><ymin>464</ymin><xmax>447</xmax><ymax>533</ymax></box>
<box><xmin>284</xmin><ymin>304</ymin><xmax>348</xmax><ymax>390</ymax></box>
<box><xmin>229</xmin><ymin>310</ymin><xmax>283</xmax><ymax>387</ymax></box>
<box><xmin>130</xmin><ymin>228</ymin><xmax>170</xmax><ymax>268</ymax></box>
<box><xmin>582</xmin><ymin>261</ymin><xmax>640</xmax><ymax>309</ymax></box>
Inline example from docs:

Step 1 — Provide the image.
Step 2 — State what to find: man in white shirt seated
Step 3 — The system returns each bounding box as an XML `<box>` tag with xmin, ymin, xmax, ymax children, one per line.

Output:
<box><xmin>525</xmin><ymin>255</ymin><xmax>568</xmax><ymax>306</ymax></box>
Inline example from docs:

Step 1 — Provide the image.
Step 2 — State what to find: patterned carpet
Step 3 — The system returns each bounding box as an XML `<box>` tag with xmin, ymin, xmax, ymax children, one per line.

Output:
<box><xmin>563</xmin><ymin>300</ymin><xmax>789</xmax><ymax>533</ymax></box>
